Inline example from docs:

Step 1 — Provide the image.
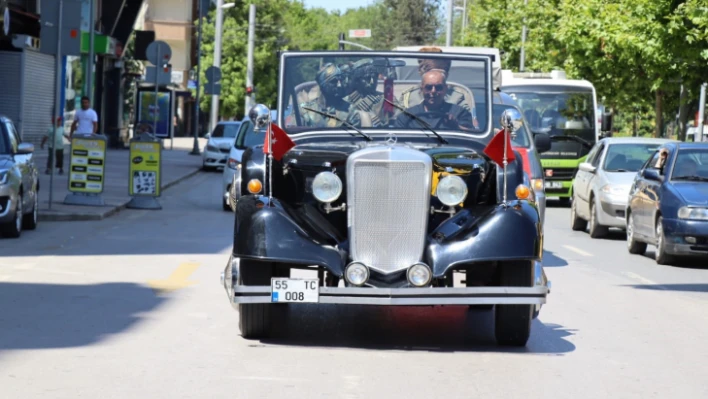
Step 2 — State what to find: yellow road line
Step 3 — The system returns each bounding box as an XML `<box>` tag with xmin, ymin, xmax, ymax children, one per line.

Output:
<box><xmin>147</xmin><ymin>262</ymin><xmax>201</xmax><ymax>295</ymax></box>
<box><xmin>563</xmin><ymin>245</ymin><xmax>593</xmax><ymax>257</ymax></box>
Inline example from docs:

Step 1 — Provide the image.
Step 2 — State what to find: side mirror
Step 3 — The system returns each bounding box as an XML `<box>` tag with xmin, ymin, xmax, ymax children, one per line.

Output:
<box><xmin>578</xmin><ymin>162</ymin><xmax>596</xmax><ymax>174</ymax></box>
<box><xmin>248</xmin><ymin>104</ymin><xmax>271</xmax><ymax>130</ymax></box>
<box><xmin>533</xmin><ymin>132</ymin><xmax>551</xmax><ymax>153</ymax></box>
<box><xmin>204</xmin><ymin>133</ymin><xmax>211</xmax><ymax>139</ymax></box>
<box><xmin>642</xmin><ymin>168</ymin><xmax>661</xmax><ymax>181</ymax></box>
<box><xmin>601</xmin><ymin>112</ymin><xmax>613</xmax><ymax>132</ymax></box>
<box><xmin>17</xmin><ymin>143</ymin><xmax>34</xmax><ymax>154</ymax></box>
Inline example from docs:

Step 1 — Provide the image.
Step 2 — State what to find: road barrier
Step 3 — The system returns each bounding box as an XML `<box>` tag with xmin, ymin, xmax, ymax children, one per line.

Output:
<box><xmin>126</xmin><ymin>132</ymin><xmax>163</xmax><ymax>210</ymax></box>
<box><xmin>64</xmin><ymin>133</ymin><xmax>107</xmax><ymax>206</ymax></box>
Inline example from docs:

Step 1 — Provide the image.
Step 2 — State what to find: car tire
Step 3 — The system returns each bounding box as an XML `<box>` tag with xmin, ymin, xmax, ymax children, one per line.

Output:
<box><xmin>23</xmin><ymin>191</ymin><xmax>39</xmax><ymax>230</ymax></box>
<box><xmin>626</xmin><ymin>212</ymin><xmax>647</xmax><ymax>254</ymax></box>
<box><xmin>655</xmin><ymin>216</ymin><xmax>674</xmax><ymax>265</ymax></box>
<box><xmin>588</xmin><ymin>198</ymin><xmax>608</xmax><ymax>238</ymax></box>
<box><xmin>570</xmin><ymin>193</ymin><xmax>587</xmax><ymax>231</ymax></box>
<box><xmin>494</xmin><ymin>260</ymin><xmax>533</xmax><ymax>347</ymax></box>
<box><xmin>237</xmin><ymin>261</ymin><xmax>289</xmax><ymax>339</ymax></box>
<box><xmin>3</xmin><ymin>193</ymin><xmax>23</xmax><ymax>238</ymax></box>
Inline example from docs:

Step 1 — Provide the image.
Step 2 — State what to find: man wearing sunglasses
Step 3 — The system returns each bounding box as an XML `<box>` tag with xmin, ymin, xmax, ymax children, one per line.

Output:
<box><xmin>395</xmin><ymin>69</ymin><xmax>474</xmax><ymax>131</ymax></box>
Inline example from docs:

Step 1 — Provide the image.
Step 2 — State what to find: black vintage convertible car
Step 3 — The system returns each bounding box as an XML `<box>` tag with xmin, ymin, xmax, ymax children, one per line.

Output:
<box><xmin>221</xmin><ymin>50</ymin><xmax>551</xmax><ymax>346</ymax></box>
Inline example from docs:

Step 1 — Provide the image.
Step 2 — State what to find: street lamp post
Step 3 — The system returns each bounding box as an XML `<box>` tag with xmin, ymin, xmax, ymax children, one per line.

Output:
<box><xmin>209</xmin><ymin>1</ymin><xmax>235</xmax><ymax>133</ymax></box>
<box><xmin>190</xmin><ymin>0</ymin><xmax>205</xmax><ymax>155</ymax></box>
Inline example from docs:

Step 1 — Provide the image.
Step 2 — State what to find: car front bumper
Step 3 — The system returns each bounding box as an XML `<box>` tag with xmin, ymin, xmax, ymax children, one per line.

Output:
<box><xmin>203</xmin><ymin>149</ymin><xmax>228</xmax><ymax>167</ymax></box>
<box><xmin>598</xmin><ymin>195</ymin><xmax>628</xmax><ymax>228</ymax></box>
<box><xmin>0</xmin><ymin>185</ymin><xmax>18</xmax><ymax>223</ymax></box>
<box><xmin>662</xmin><ymin>218</ymin><xmax>708</xmax><ymax>257</ymax></box>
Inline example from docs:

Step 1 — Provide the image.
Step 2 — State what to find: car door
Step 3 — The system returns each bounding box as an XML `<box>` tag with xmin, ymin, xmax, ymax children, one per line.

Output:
<box><xmin>644</xmin><ymin>147</ymin><xmax>673</xmax><ymax>239</ymax></box>
<box><xmin>575</xmin><ymin>142</ymin><xmax>603</xmax><ymax>218</ymax></box>
<box><xmin>6</xmin><ymin>122</ymin><xmax>31</xmax><ymax>208</ymax></box>
<box><xmin>634</xmin><ymin>150</ymin><xmax>662</xmax><ymax>236</ymax></box>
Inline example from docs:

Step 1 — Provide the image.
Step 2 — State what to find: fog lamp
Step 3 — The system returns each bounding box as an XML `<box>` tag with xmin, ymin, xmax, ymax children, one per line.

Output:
<box><xmin>685</xmin><ymin>236</ymin><xmax>697</xmax><ymax>244</ymax></box>
<box><xmin>407</xmin><ymin>263</ymin><xmax>432</xmax><ymax>287</ymax></box>
<box><xmin>247</xmin><ymin>179</ymin><xmax>262</xmax><ymax>194</ymax></box>
<box><xmin>344</xmin><ymin>262</ymin><xmax>369</xmax><ymax>286</ymax></box>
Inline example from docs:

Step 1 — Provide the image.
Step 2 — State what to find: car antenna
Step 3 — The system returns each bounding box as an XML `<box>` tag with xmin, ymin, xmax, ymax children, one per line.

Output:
<box><xmin>383</xmin><ymin>99</ymin><xmax>448</xmax><ymax>144</ymax></box>
<box><xmin>301</xmin><ymin>106</ymin><xmax>372</xmax><ymax>141</ymax></box>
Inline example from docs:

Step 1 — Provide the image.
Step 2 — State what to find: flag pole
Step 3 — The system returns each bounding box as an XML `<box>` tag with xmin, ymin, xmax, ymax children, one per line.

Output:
<box><xmin>267</xmin><ymin>119</ymin><xmax>274</xmax><ymax>203</ymax></box>
<box><xmin>503</xmin><ymin>126</ymin><xmax>509</xmax><ymax>204</ymax></box>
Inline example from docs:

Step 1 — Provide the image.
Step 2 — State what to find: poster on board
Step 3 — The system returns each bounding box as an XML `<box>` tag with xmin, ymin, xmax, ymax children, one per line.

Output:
<box><xmin>135</xmin><ymin>88</ymin><xmax>174</xmax><ymax>138</ymax></box>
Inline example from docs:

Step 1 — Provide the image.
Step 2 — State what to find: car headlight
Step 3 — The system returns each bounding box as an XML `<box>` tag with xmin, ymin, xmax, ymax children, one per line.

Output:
<box><xmin>227</xmin><ymin>158</ymin><xmax>240</xmax><ymax>170</ymax></box>
<box><xmin>530</xmin><ymin>178</ymin><xmax>544</xmax><ymax>193</ymax></box>
<box><xmin>0</xmin><ymin>170</ymin><xmax>7</xmax><ymax>185</ymax></box>
<box><xmin>312</xmin><ymin>171</ymin><xmax>342</xmax><ymax>203</ymax></box>
<box><xmin>601</xmin><ymin>184</ymin><xmax>626</xmax><ymax>197</ymax></box>
<box><xmin>436</xmin><ymin>175</ymin><xmax>468</xmax><ymax>206</ymax></box>
<box><xmin>407</xmin><ymin>263</ymin><xmax>432</xmax><ymax>287</ymax></box>
<box><xmin>344</xmin><ymin>262</ymin><xmax>369</xmax><ymax>286</ymax></box>
<box><xmin>678</xmin><ymin>206</ymin><xmax>708</xmax><ymax>221</ymax></box>
<box><xmin>206</xmin><ymin>144</ymin><xmax>218</xmax><ymax>152</ymax></box>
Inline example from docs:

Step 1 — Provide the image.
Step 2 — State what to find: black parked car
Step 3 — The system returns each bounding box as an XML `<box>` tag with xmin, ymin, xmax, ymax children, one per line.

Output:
<box><xmin>626</xmin><ymin>142</ymin><xmax>708</xmax><ymax>265</ymax></box>
<box><xmin>221</xmin><ymin>50</ymin><xmax>550</xmax><ymax>346</ymax></box>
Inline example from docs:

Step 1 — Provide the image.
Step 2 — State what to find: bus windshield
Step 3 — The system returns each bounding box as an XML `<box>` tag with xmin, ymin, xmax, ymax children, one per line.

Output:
<box><xmin>503</xmin><ymin>86</ymin><xmax>596</xmax><ymax>144</ymax></box>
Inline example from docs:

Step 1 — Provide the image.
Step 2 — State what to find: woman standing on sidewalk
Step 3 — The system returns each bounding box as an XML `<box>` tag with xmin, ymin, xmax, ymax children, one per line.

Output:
<box><xmin>41</xmin><ymin>115</ymin><xmax>68</xmax><ymax>175</ymax></box>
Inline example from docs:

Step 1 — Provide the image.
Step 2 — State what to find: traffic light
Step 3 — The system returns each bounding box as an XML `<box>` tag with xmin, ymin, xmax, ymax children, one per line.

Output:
<box><xmin>246</xmin><ymin>86</ymin><xmax>253</xmax><ymax>96</ymax></box>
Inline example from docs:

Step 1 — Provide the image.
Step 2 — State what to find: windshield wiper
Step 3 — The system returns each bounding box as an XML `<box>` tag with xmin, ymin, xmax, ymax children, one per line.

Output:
<box><xmin>301</xmin><ymin>106</ymin><xmax>372</xmax><ymax>141</ymax></box>
<box><xmin>606</xmin><ymin>169</ymin><xmax>629</xmax><ymax>172</ymax></box>
<box><xmin>673</xmin><ymin>175</ymin><xmax>708</xmax><ymax>182</ymax></box>
<box><xmin>384</xmin><ymin>99</ymin><xmax>448</xmax><ymax>144</ymax></box>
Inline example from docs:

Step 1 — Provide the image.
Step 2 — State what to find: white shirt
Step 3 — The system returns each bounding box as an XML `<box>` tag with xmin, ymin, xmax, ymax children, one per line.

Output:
<box><xmin>74</xmin><ymin>108</ymin><xmax>98</xmax><ymax>134</ymax></box>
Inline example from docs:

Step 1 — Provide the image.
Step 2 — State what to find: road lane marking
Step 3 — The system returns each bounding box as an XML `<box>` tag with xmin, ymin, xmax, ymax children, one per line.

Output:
<box><xmin>621</xmin><ymin>271</ymin><xmax>666</xmax><ymax>289</ymax></box>
<box><xmin>563</xmin><ymin>245</ymin><xmax>593</xmax><ymax>257</ymax></box>
<box><xmin>147</xmin><ymin>262</ymin><xmax>201</xmax><ymax>295</ymax></box>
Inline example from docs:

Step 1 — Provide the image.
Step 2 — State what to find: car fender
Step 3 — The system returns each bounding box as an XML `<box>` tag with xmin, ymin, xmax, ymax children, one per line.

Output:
<box><xmin>426</xmin><ymin>200</ymin><xmax>542</xmax><ymax>277</ymax></box>
<box><xmin>232</xmin><ymin>195</ymin><xmax>347</xmax><ymax>275</ymax></box>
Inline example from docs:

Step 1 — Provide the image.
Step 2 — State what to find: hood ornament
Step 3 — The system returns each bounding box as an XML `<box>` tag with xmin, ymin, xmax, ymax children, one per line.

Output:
<box><xmin>386</xmin><ymin>132</ymin><xmax>397</xmax><ymax>146</ymax></box>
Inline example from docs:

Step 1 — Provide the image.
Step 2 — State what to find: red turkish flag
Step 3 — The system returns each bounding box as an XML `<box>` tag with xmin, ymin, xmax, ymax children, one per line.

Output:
<box><xmin>483</xmin><ymin>129</ymin><xmax>516</xmax><ymax>166</ymax></box>
<box><xmin>263</xmin><ymin>122</ymin><xmax>295</xmax><ymax>161</ymax></box>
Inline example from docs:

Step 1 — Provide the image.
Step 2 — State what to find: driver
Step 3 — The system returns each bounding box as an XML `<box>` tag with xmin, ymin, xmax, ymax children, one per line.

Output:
<box><xmin>395</xmin><ymin>69</ymin><xmax>474</xmax><ymax>130</ymax></box>
<box><xmin>299</xmin><ymin>63</ymin><xmax>351</xmax><ymax>127</ymax></box>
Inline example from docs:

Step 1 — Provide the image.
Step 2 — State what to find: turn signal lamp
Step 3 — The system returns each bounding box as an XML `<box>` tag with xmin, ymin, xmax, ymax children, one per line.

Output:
<box><xmin>515</xmin><ymin>184</ymin><xmax>531</xmax><ymax>200</ymax></box>
<box><xmin>247</xmin><ymin>179</ymin><xmax>263</xmax><ymax>194</ymax></box>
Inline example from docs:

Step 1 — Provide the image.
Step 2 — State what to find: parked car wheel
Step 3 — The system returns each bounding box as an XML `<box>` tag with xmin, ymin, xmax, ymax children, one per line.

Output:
<box><xmin>588</xmin><ymin>198</ymin><xmax>608</xmax><ymax>238</ymax></box>
<box><xmin>237</xmin><ymin>261</ymin><xmax>288</xmax><ymax>339</ymax></box>
<box><xmin>655</xmin><ymin>216</ymin><xmax>674</xmax><ymax>265</ymax></box>
<box><xmin>494</xmin><ymin>260</ymin><xmax>533</xmax><ymax>346</ymax></box>
<box><xmin>23</xmin><ymin>191</ymin><xmax>39</xmax><ymax>230</ymax></box>
<box><xmin>626</xmin><ymin>212</ymin><xmax>647</xmax><ymax>254</ymax></box>
<box><xmin>3</xmin><ymin>193</ymin><xmax>23</xmax><ymax>238</ymax></box>
<box><xmin>570</xmin><ymin>193</ymin><xmax>587</xmax><ymax>231</ymax></box>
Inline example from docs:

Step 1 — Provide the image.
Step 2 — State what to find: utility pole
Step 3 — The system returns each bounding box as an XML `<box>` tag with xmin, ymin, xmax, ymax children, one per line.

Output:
<box><xmin>338</xmin><ymin>33</ymin><xmax>345</xmax><ymax>50</ymax></box>
<box><xmin>245</xmin><ymin>3</ymin><xmax>255</xmax><ymax>114</ymax></box>
<box><xmin>209</xmin><ymin>0</ymin><xmax>224</xmax><ymax>132</ymax></box>
<box><xmin>87</xmin><ymin>0</ymin><xmax>95</xmax><ymax>103</ymax></box>
<box><xmin>445</xmin><ymin>0</ymin><xmax>453</xmax><ymax>46</ymax></box>
<box><xmin>699</xmin><ymin>82</ymin><xmax>707</xmax><ymax>141</ymax></box>
<box><xmin>190</xmin><ymin>0</ymin><xmax>204</xmax><ymax>155</ymax></box>
<box><xmin>519</xmin><ymin>0</ymin><xmax>528</xmax><ymax>71</ymax></box>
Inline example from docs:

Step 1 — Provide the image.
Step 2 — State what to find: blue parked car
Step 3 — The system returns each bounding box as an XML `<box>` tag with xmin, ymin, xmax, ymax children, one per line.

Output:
<box><xmin>626</xmin><ymin>142</ymin><xmax>708</xmax><ymax>265</ymax></box>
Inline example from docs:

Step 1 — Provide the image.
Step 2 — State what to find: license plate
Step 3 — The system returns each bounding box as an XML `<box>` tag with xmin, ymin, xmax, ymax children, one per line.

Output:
<box><xmin>271</xmin><ymin>278</ymin><xmax>319</xmax><ymax>303</ymax></box>
<box><xmin>545</xmin><ymin>181</ymin><xmax>563</xmax><ymax>189</ymax></box>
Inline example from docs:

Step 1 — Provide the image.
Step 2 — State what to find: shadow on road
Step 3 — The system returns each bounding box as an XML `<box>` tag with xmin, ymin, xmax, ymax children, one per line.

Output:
<box><xmin>626</xmin><ymin>283</ymin><xmax>708</xmax><ymax>293</ymax></box>
<box><xmin>543</xmin><ymin>250</ymin><xmax>569</xmax><ymax>267</ymax></box>
<box><xmin>0</xmin><ymin>282</ymin><xmax>167</xmax><ymax>353</ymax></box>
<box><xmin>641</xmin><ymin>250</ymin><xmax>708</xmax><ymax>269</ymax></box>
<box><xmin>257</xmin><ymin>305</ymin><xmax>576</xmax><ymax>355</ymax></box>
<box><xmin>545</xmin><ymin>198</ymin><xmax>572</xmax><ymax>208</ymax></box>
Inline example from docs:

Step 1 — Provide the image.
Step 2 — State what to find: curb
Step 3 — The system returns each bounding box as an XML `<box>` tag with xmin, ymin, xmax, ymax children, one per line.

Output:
<box><xmin>38</xmin><ymin>168</ymin><xmax>203</xmax><ymax>222</ymax></box>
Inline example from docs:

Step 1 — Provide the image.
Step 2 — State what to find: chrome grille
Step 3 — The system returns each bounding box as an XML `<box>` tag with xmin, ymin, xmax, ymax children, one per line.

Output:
<box><xmin>347</xmin><ymin>146</ymin><xmax>432</xmax><ymax>274</ymax></box>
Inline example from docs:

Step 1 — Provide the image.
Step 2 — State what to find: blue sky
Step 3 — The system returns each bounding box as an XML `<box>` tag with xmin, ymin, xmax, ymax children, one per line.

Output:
<box><xmin>302</xmin><ymin>0</ymin><xmax>374</xmax><ymax>12</ymax></box>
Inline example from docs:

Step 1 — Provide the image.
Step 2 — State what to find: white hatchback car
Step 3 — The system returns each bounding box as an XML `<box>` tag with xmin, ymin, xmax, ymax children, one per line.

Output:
<box><xmin>221</xmin><ymin>119</ymin><xmax>261</xmax><ymax>211</ymax></box>
<box><xmin>202</xmin><ymin>121</ymin><xmax>243</xmax><ymax>171</ymax></box>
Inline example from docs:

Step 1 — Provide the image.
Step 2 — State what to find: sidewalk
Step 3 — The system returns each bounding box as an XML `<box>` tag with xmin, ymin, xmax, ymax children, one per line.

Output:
<box><xmin>34</xmin><ymin>137</ymin><xmax>208</xmax><ymax>221</ymax></box>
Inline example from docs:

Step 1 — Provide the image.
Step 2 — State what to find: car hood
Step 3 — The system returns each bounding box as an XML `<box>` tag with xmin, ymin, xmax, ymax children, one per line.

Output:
<box><xmin>671</xmin><ymin>181</ymin><xmax>708</xmax><ymax>206</ymax></box>
<box><xmin>602</xmin><ymin>171</ymin><xmax>638</xmax><ymax>188</ymax></box>
<box><xmin>208</xmin><ymin>137</ymin><xmax>235</xmax><ymax>150</ymax></box>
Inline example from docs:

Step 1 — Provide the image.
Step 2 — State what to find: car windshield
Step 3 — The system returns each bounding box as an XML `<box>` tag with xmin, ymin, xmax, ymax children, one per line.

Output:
<box><xmin>235</xmin><ymin>123</ymin><xmax>263</xmax><ymax>148</ymax></box>
<box><xmin>280</xmin><ymin>51</ymin><xmax>491</xmax><ymax>138</ymax></box>
<box><xmin>212</xmin><ymin>123</ymin><xmax>241</xmax><ymax>138</ymax></box>
<box><xmin>671</xmin><ymin>147</ymin><xmax>708</xmax><ymax>181</ymax></box>
<box><xmin>603</xmin><ymin>143</ymin><xmax>662</xmax><ymax>172</ymax></box>
<box><xmin>492</xmin><ymin>104</ymin><xmax>531</xmax><ymax>148</ymax></box>
<box><xmin>502</xmin><ymin>86</ymin><xmax>596</xmax><ymax>144</ymax></box>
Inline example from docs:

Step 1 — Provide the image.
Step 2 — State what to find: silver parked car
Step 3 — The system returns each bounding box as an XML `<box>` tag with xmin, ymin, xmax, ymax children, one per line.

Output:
<box><xmin>570</xmin><ymin>137</ymin><xmax>674</xmax><ymax>238</ymax></box>
<box><xmin>0</xmin><ymin>115</ymin><xmax>39</xmax><ymax>238</ymax></box>
<box><xmin>202</xmin><ymin>121</ymin><xmax>243</xmax><ymax>171</ymax></box>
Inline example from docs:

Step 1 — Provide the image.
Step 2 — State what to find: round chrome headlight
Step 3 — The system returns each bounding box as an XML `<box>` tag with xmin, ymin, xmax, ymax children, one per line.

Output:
<box><xmin>436</xmin><ymin>175</ymin><xmax>468</xmax><ymax>206</ymax></box>
<box><xmin>312</xmin><ymin>171</ymin><xmax>343</xmax><ymax>203</ymax></box>
<box><xmin>344</xmin><ymin>262</ymin><xmax>369</xmax><ymax>286</ymax></box>
<box><xmin>407</xmin><ymin>263</ymin><xmax>432</xmax><ymax>287</ymax></box>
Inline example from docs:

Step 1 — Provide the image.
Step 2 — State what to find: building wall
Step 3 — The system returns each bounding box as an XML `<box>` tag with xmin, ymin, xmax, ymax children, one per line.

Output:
<box><xmin>142</xmin><ymin>0</ymin><xmax>194</xmax><ymax>88</ymax></box>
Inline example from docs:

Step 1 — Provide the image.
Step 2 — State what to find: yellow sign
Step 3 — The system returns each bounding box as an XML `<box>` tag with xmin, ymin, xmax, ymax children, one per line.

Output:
<box><xmin>129</xmin><ymin>141</ymin><xmax>161</xmax><ymax>196</ymax></box>
<box><xmin>69</xmin><ymin>137</ymin><xmax>106</xmax><ymax>194</ymax></box>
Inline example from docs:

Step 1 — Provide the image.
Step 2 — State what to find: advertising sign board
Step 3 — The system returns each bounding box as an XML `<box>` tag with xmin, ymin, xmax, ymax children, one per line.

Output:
<box><xmin>68</xmin><ymin>135</ymin><xmax>106</xmax><ymax>194</ymax></box>
<box><xmin>129</xmin><ymin>141</ymin><xmax>162</xmax><ymax>197</ymax></box>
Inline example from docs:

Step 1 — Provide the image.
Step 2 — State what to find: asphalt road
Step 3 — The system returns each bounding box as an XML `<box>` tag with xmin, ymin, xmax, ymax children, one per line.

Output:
<box><xmin>1</xmin><ymin>174</ymin><xmax>707</xmax><ymax>399</ymax></box>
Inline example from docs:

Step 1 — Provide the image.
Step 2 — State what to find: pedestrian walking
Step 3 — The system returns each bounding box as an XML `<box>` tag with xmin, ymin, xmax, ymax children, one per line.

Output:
<box><xmin>41</xmin><ymin>115</ymin><xmax>68</xmax><ymax>175</ymax></box>
<box><xmin>70</xmin><ymin>96</ymin><xmax>98</xmax><ymax>139</ymax></box>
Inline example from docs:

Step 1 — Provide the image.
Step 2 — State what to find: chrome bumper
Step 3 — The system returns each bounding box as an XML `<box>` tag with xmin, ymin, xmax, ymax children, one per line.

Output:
<box><xmin>230</xmin><ymin>285</ymin><xmax>549</xmax><ymax>306</ymax></box>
